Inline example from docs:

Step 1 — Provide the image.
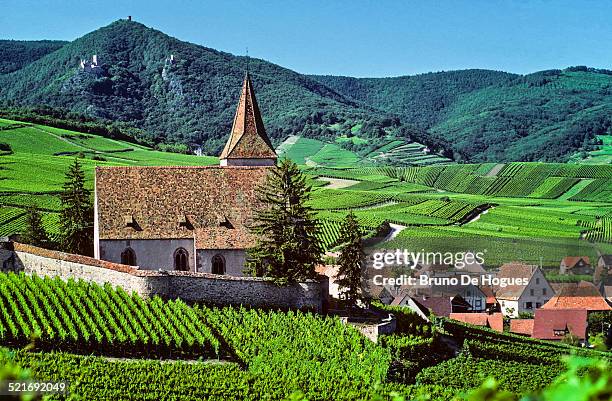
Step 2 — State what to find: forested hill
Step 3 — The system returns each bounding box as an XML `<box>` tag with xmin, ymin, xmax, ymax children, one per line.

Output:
<box><xmin>0</xmin><ymin>20</ymin><xmax>412</xmax><ymax>155</ymax></box>
<box><xmin>1</xmin><ymin>20</ymin><xmax>611</xmax><ymax>162</ymax></box>
<box><xmin>0</xmin><ymin>40</ymin><xmax>67</xmax><ymax>74</ymax></box>
<box><xmin>312</xmin><ymin>68</ymin><xmax>612</xmax><ymax>162</ymax></box>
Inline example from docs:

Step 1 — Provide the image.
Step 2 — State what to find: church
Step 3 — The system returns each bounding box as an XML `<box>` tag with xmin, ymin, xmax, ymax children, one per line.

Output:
<box><xmin>93</xmin><ymin>72</ymin><xmax>277</xmax><ymax>275</ymax></box>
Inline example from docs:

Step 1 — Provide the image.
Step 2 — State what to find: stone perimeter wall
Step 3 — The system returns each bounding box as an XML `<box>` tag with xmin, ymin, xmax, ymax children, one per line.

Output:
<box><xmin>0</xmin><ymin>242</ymin><xmax>326</xmax><ymax>312</ymax></box>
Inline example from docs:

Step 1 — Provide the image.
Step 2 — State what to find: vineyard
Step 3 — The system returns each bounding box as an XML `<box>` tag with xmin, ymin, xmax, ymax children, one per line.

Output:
<box><xmin>0</xmin><ymin>273</ymin><xmax>221</xmax><ymax>358</ymax></box>
<box><xmin>302</xmin><ymin>161</ymin><xmax>612</xmax><ymax>265</ymax></box>
<box><xmin>0</xmin><ymin>273</ymin><xmax>610</xmax><ymax>400</ymax></box>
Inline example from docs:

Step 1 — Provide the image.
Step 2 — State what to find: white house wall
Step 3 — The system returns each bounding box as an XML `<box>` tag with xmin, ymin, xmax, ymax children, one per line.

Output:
<box><xmin>517</xmin><ymin>268</ymin><xmax>554</xmax><ymax>314</ymax></box>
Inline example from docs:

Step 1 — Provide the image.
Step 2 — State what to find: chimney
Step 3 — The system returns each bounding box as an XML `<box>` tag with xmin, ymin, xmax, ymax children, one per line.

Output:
<box><xmin>128</xmin><ymin>15</ymin><xmax>132</xmax><ymax>21</ymax></box>
<box><xmin>92</xmin><ymin>55</ymin><xmax>98</xmax><ymax>65</ymax></box>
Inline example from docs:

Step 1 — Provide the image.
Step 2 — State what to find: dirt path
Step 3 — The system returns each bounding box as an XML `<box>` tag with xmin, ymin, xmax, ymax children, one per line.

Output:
<box><xmin>383</xmin><ymin>223</ymin><xmax>407</xmax><ymax>241</ymax></box>
<box><xmin>464</xmin><ymin>206</ymin><xmax>495</xmax><ymax>224</ymax></box>
<box><xmin>316</xmin><ymin>177</ymin><xmax>359</xmax><ymax>189</ymax></box>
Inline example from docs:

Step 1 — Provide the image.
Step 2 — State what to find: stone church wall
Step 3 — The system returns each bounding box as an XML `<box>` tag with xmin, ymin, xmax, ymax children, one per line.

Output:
<box><xmin>0</xmin><ymin>242</ymin><xmax>326</xmax><ymax>312</ymax></box>
<box><xmin>99</xmin><ymin>238</ymin><xmax>196</xmax><ymax>271</ymax></box>
<box><xmin>196</xmin><ymin>249</ymin><xmax>246</xmax><ymax>276</ymax></box>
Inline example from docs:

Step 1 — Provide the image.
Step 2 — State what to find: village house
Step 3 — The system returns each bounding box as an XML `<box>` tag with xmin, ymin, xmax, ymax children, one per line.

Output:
<box><xmin>449</xmin><ymin>312</ymin><xmax>504</xmax><ymax>333</ymax></box>
<box><xmin>396</xmin><ymin>294</ymin><xmax>472</xmax><ymax>317</ymax></box>
<box><xmin>389</xmin><ymin>294</ymin><xmax>431</xmax><ymax>321</ymax></box>
<box><xmin>594</xmin><ymin>254</ymin><xmax>612</xmax><ymax>285</ymax></box>
<box><xmin>494</xmin><ymin>262</ymin><xmax>554</xmax><ymax>318</ymax></box>
<box><xmin>509</xmin><ymin>319</ymin><xmax>534</xmax><ymax>336</ymax></box>
<box><xmin>94</xmin><ymin>72</ymin><xmax>277</xmax><ymax>275</ymax></box>
<box><xmin>532</xmin><ymin>309</ymin><xmax>588</xmax><ymax>342</ymax></box>
<box><xmin>541</xmin><ymin>280</ymin><xmax>611</xmax><ymax>312</ymax></box>
<box><xmin>559</xmin><ymin>256</ymin><xmax>592</xmax><ymax>275</ymax></box>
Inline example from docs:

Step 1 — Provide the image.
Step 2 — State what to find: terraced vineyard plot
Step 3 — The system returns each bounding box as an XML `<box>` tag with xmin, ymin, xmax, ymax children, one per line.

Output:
<box><xmin>276</xmin><ymin>136</ymin><xmax>325</xmax><ymax>165</ymax></box>
<box><xmin>309</xmin><ymin>143</ymin><xmax>360</xmax><ymax>166</ymax></box>
<box><xmin>0</xmin><ymin>194</ymin><xmax>61</xmax><ymax>211</ymax></box>
<box><xmin>528</xmin><ymin>177</ymin><xmax>579</xmax><ymax>199</ymax></box>
<box><xmin>353</xmin><ymin>203</ymin><xmax>451</xmax><ymax>226</ymax></box>
<box><xmin>386</xmin><ymin>226</ymin><xmax>604</xmax><ymax>266</ymax></box>
<box><xmin>309</xmin><ymin>189</ymin><xmax>392</xmax><ymax>210</ymax></box>
<box><xmin>0</xmin><ymin>126</ymin><xmax>85</xmax><ymax>155</ymax></box>
<box><xmin>579</xmin><ymin>217</ymin><xmax>612</xmax><ymax>243</ymax></box>
<box><xmin>0</xmin><ymin>273</ymin><xmax>221</xmax><ymax>358</ymax></box>
<box><xmin>568</xmin><ymin>178</ymin><xmax>612</xmax><ymax>201</ymax></box>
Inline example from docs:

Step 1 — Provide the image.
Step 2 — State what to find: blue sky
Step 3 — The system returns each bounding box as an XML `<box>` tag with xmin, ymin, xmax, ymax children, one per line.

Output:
<box><xmin>3</xmin><ymin>0</ymin><xmax>612</xmax><ymax>77</ymax></box>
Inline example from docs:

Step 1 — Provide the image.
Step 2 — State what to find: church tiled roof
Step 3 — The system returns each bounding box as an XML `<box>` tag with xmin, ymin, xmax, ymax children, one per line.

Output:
<box><xmin>95</xmin><ymin>166</ymin><xmax>268</xmax><ymax>249</ymax></box>
<box><xmin>219</xmin><ymin>72</ymin><xmax>277</xmax><ymax>160</ymax></box>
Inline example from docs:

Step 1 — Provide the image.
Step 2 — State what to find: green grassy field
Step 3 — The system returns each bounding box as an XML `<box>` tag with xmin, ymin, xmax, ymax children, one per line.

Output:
<box><xmin>0</xmin><ymin>118</ymin><xmax>217</xmax><ymax>239</ymax></box>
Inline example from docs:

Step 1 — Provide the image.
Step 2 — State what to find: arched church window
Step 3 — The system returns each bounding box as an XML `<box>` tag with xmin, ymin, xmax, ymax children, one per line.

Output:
<box><xmin>174</xmin><ymin>248</ymin><xmax>189</xmax><ymax>271</ymax></box>
<box><xmin>121</xmin><ymin>248</ymin><xmax>136</xmax><ymax>266</ymax></box>
<box><xmin>212</xmin><ymin>254</ymin><xmax>225</xmax><ymax>275</ymax></box>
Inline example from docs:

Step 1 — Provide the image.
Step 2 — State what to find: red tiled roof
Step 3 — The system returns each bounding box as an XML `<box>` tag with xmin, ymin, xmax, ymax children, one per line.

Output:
<box><xmin>219</xmin><ymin>72</ymin><xmax>277</xmax><ymax>160</ymax></box>
<box><xmin>510</xmin><ymin>319</ymin><xmax>534</xmax><ymax>336</ymax></box>
<box><xmin>414</xmin><ymin>295</ymin><xmax>471</xmax><ymax>317</ymax></box>
<box><xmin>480</xmin><ymin>286</ymin><xmax>497</xmax><ymax>304</ymax></box>
<box><xmin>561</xmin><ymin>256</ymin><xmax>590</xmax><ymax>268</ymax></box>
<box><xmin>541</xmin><ymin>281</ymin><xmax>611</xmax><ymax>311</ymax></box>
<box><xmin>415</xmin><ymin>296</ymin><xmax>453</xmax><ymax>317</ymax></box>
<box><xmin>449</xmin><ymin>313</ymin><xmax>504</xmax><ymax>332</ymax></box>
<box><xmin>532</xmin><ymin>309</ymin><xmax>588</xmax><ymax>340</ymax></box>
<box><xmin>95</xmin><ymin>166</ymin><xmax>270</xmax><ymax>249</ymax></box>
<box><xmin>494</xmin><ymin>262</ymin><xmax>538</xmax><ymax>300</ymax></box>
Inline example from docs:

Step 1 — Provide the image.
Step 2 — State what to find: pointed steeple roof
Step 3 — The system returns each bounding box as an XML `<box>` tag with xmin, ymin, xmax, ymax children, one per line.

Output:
<box><xmin>219</xmin><ymin>72</ymin><xmax>277</xmax><ymax>161</ymax></box>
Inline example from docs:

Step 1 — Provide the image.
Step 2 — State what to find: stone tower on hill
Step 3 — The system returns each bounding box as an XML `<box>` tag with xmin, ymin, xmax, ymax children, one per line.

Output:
<box><xmin>219</xmin><ymin>72</ymin><xmax>277</xmax><ymax>166</ymax></box>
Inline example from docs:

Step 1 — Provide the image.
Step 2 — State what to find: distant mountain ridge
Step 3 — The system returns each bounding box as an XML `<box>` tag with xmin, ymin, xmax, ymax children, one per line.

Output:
<box><xmin>1</xmin><ymin>20</ymin><xmax>610</xmax><ymax>162</ymax></box>
<box><xmin>0</xmin><ymin>39</ymin><xmax>67</xmax><ymax>74</ymax></box>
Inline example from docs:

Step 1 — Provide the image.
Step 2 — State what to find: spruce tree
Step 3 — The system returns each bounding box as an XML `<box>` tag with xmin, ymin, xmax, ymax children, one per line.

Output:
<box><xmin>21</xmin><ymin>207</ymin><xmax>50</xmax><ymax>247</ymax></box>
<box><xmin>60</xmin><ymin>158</ymin><xmax>94</xmax><ymax>256</ymax></box>
<box><xmin>335</xmin><ymin>211</ymin><xmax>367</xmax><ymax>307</ymax></box>
<box><xmin>246</xmin><ymin>158</ymin><xmax>322</xmax><ymax>284</ymax></box>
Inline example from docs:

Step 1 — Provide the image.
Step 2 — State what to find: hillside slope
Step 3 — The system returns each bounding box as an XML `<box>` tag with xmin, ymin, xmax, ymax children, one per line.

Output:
<box><xmin>312</xmin><ymin>68</ymin><xmax>612</xmax><ymax>162</ymax></box>
<box><xmin>0</xmin><ymin>39</ymin><xmax>67</xmax><ymax>74</ymax></box>
<box><xmin>0</xmin><ymin>20</ymin><xmax>412</xmax><ymax>155</ymax></box>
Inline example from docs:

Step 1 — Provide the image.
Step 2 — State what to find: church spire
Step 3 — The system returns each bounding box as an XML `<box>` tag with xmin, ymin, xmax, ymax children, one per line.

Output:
<box><xmin>219</xmin><ymin>72</ymin><xmax>277</xmax><ymax>166</ymax></box>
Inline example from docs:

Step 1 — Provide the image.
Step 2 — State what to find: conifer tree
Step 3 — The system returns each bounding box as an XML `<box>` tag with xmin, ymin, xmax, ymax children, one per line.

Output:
<box><xmin>335</xmin><ymin>211</ymin><xmax>367</xmax><ymax>307</ymax></box>
<box><xmin>246</xmin><ymin>159</ymin><xmax>322</xmax><ymax>284</ymax></box>
<box><xmin>21</xmin><ymin>207</ymin><xmax>50</xmax><ymax>247</ymax></box>
<box><xmin>59</xmin><ymin>158</ymin><xmax>93</xmax><ymax>256</ymax></box>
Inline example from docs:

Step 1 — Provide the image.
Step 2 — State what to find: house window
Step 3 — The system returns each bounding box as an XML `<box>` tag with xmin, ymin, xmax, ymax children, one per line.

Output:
<box><xmin>525</xmin><ymin>302</ymin><xmax>533</xmax><ymax>309</ymax></box>
<box><xmin>542</xmin><ymin>288</ymin><xmax>547</xmax><ymax>296</ymax></box>
<box><xmin>553</xmin><ymin>329</ymin><xmax>567</xmax><ymax>337</ymax></box>
<box><xmin>475</xmin><ymin>299</ymin><xmax>482</xmax><ymax>308</ymax></box>
<box><xmin>212</xmin><ymin>254</ymin><xmax>225</xmax><ymax>275</ymax></box>
<box><xmin>530</xmin><ymin>289</ymin><xmax>535</xmax><ymax>296</ymax></box>
<box><xmin>536</xmin><ymin>302</ymin><xmax>542</xmax><ymax>308</ymax></box>
<box><xmin>174</xmin><ymin>248</ymin><xmax>189</xmax><ymax>271</ymax></box>
<box><xmin>121</xmin><ymin>248</ymin><xmax>136</xmax><ymax>266</ymax></box>
<box><xmin>535</xmin><ymin>277</ymin><xmax>540</xmax><ymax>284</ymax></box>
